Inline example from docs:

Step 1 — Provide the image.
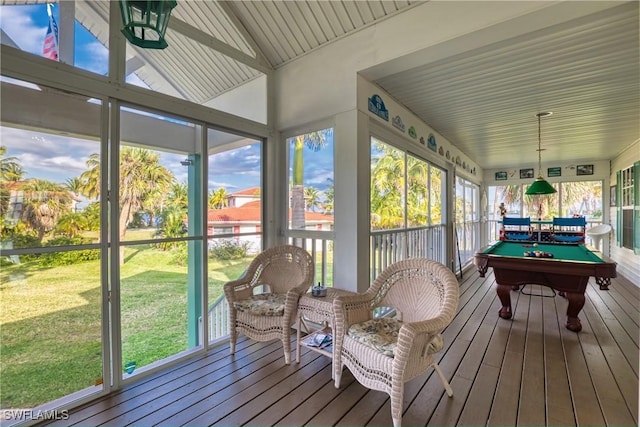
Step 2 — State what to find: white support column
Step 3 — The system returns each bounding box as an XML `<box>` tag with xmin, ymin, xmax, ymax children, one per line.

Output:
<box><xmin>108</xmin><ymin>1</ymin><xmax>127</xmax><ymax>84</ymax></box>
<box><xmin>334</xmin><ymin>109</ymin><xmax>370</xmax><ymax>293</ymax></box>
<box><xmin>58</xmin><ymin>1</ymin><xmax>75</xmax><ymax>66</ymax></box>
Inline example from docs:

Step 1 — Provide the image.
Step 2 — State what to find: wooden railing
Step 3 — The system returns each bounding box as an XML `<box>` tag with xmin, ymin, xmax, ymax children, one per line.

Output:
<box><xmin>370</xmin><ymin>225</ymin><xmax>447</xmax><ymax>281</ymax></box>
<box><xmin>201</xmin><ymin>294</ymin><xmax>230</xmax><ymax>343</ymax></box>
<box><xmin>288</xmin><ymin>230</ymin><xmax>335</xmax><ymax>286</ymax></box>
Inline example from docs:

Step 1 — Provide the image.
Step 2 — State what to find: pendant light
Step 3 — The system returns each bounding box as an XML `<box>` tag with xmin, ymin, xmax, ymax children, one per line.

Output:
<box><xmin>119</xmin><ymin>0</ymin><xmax>177</xmax><ymax>49</ymax></box>
<box><xmin>525</xmin><ymin>112</ymin><xmax>557</xmax><ymax>195</ymax></box>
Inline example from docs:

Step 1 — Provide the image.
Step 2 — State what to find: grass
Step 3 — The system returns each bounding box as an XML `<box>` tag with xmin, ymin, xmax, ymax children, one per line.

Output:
<box><xmin>0</xmin><ymin>242</ymin><xmax>252</xmax><ymax>409</ymax></box>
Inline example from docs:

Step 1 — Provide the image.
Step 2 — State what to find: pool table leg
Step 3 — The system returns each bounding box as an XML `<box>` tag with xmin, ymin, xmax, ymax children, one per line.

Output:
<box><xmin>496</xmin><ymin>284</ymin><xmax>513</xmax><ymax>319</ymax></box>
<box><xmin>596</xmin><ymin>277</ymin><xmax>610</xmax><ymax>291</ymax></box>
<box><xmin>562</xmin><ymin>292</ymin><xmax>585</xmax><ymax>332</ymax></box>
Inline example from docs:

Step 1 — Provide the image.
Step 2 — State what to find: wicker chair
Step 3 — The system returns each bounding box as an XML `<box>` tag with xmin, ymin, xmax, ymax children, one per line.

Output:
<box><xmin>332</xmin><ymin>258</ymin><xmax>459</xmax><ymax>427</ymax></box>
<box><xmin>223</xmin><ymin>245</ymin><xmax>314</xmax><ymax>364</ymax></box>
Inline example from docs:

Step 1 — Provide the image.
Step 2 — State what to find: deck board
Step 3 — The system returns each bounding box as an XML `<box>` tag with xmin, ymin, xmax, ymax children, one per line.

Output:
<box><xmin>36</xmin><ymin>267</ymin><xmax>638</xmax><ymax>427</ymax></box>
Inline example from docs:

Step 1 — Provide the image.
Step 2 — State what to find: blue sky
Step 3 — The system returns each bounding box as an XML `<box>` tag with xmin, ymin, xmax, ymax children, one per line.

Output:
<box><xmin>0</xmin><ymin>3</ymin><xmax>334</xmax><ymax>195</ymax></box>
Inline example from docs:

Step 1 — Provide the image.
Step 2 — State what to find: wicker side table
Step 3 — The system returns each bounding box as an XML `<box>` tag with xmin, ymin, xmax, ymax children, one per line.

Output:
<box><xmin>295</xmin><ymin>287</ymin><xmax>356</xmax><ymax>365</ymax></box>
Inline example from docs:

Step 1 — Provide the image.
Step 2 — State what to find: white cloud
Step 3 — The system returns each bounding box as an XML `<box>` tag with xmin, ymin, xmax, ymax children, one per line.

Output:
<box><xmin>77</xmin><ymin>41</ymin><xmax>109</xmax><ymax>75</ymax></box>
<box><xmin>0</xmin><ymin>5</ymin><xmax>47</xmax><ymax>55</ymax></box>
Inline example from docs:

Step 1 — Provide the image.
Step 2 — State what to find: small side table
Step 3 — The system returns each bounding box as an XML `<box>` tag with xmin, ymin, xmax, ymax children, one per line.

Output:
<box><xmin>295</xmin><ymin>287</ymin><xmax>356</xmax><ymax>366</ymax></box>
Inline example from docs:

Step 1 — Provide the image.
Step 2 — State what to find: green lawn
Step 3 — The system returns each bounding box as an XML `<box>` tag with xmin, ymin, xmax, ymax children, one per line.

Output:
<box><xmin>0</xmin><ymin>244</ymin><xmax>251</xmax><ymax>409</ymax></box>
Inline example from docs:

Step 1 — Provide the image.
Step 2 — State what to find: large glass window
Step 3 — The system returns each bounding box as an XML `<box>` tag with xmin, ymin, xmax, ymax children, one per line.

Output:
<box><xmin>118</xmin><ymin>106</ymin><xmax>203</xmax><ymax>378</ymax></box>
<box><xmin>287</xmin><ymin>128</ymin><xmax>334</xmax><ymax>231</ymax></box>
<box><xmin>286</xmin><ymin>127</ymin><xmax>335</xmax><ymax>286</ymax></box>
<box><xmin>455</xmin><ymin>177</ymin><xmax>480</xmax><ymax>269</ymax></box>
<box><xmin>206</xmin><ymin>133</ymin><xmax>263</xmax><ymax>344</ymax></box>
<box><xmin>1</xmin><ymin>78</ymin><xmax>104</xmax><ymax>409</ymax></box>
<box><xmin>619</xmin><ymin>164</ymin><xmax>637</xmax><ymax>250</ymax></box>
<box><xmin>0</xmin><ymin>3</ymin><xmax>109</xmax><ymax>76</ymax></box>
<box><xmin>487</xmin><ymin>181</ymin><xmax>604</xmax><ymax>241</ymax></box>
<box><xmin>370</xmin><ymin>137</ymin><xmax>447</xmax><ymax>277</ymax></box>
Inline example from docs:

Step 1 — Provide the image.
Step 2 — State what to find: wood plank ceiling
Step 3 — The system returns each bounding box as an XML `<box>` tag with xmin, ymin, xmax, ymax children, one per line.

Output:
<box><xmin>369</xmin><ymin>1</ymin><xmax>640</xmax><ymax>169</ymax></box>
<box><xmin>2</xmin><ymin>1</ymin><xmax>637</xmax><ymax>170</ymax></box>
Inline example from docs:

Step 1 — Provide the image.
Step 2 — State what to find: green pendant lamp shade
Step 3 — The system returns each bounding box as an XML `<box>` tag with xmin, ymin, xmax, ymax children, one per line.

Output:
<box><xmin>525</xmin><ymin>112</ymin><xmax>557</xmax><ymax>195</ymax></box>
<box><xmin>119</xmin><ymin>0</ymin><xmax>177</xmax><ymax>49</ymax></box>
<box><xmin>526</xmin><ymin>176</ymin><xmax>557</xmax><ymax>195</ymax></box>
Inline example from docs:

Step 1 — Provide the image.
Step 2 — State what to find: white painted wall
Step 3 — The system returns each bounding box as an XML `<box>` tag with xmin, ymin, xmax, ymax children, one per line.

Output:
<box><xmin>204</xmin><ymin>75</ymin><xmax>267</xmax><ymax>125</ymax></box>
<box><xmin>357</xmin><ymin>76</ymin><xmax>481</xmax><ymax>183</ymax></box>
<box><xmin>483</xmin><ymin>160</ymin><xmax>611</xmax><ymax>188</ymax></box>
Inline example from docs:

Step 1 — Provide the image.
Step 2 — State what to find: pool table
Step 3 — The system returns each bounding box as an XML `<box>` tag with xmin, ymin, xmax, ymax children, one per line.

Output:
<box><xmin>474</xmin><ymin>241</ymin><xmax>617</xmax><ymax>332</ymax></box>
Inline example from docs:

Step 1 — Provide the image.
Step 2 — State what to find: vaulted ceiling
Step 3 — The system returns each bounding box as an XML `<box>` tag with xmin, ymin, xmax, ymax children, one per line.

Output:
<box><xmin>2</xmin><ymin>1</ymin><xmax>638</xmax><ymax>170</ymax></box>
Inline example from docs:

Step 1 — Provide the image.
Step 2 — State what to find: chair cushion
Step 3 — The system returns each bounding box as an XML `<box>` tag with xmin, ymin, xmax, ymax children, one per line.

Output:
<box><xmin>347</xmin><ymin>318</ymin><xmax>444</xmax><ymax>358</ymax></box>
<box><xmin>505</xmin><ymin>233</ymin><xmax>531</xmax><ymax>241</ymax></box>
<box><xmin>233</xmin><ymin>293</ymin><xmax>287</xmax><ymax>316</ymax></box>
<box><xmin>553</xmin><ymin>234</ymin><xmax>584</xmax><ymax>243</ymax></box>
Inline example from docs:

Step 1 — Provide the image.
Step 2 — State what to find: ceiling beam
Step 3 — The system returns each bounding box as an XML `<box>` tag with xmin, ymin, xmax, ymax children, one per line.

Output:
<box><xmin>218</xmin><ymin>1</ymin><xmax>273</xmax><ymax>70</ymax></box>
<box><xmin>168</xmin><ymin>17</ymin><xmax>272</xmax><ymax>74</ymax></box>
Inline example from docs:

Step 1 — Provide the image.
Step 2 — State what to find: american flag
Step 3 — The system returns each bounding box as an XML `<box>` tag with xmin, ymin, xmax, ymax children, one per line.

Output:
<box><xmin>42</xmin><ymin>4</ymin><xmax>59</xmax><ymax>61</ymax></box>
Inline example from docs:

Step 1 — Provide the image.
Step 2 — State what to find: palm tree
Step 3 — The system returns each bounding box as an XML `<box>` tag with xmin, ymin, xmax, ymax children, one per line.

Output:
<box><xmin>304</xmin><ymin>187</ymin><xmax>321</xmax><ymax>212</ymax></box>
<box><xmin>21</xmin><ymin>179</ymin><xmax>74</xmax><ymax>241</ymax></box>
<box><xmin>0</xmin><ymin>146</ymin><xmax>25</xmax><ymax>222</ymax></box>
<box><xmin>406</xmin><ymin>156</ymin><xmax>429</xmax><ymax>226</ymax></box>
<box><xmin>290</xmin><ymin>129</ymin><xmax>332</xmax><ymax>229</ymax></box>
<box><xmin>79</xmin><ymin>147</ymin><xmax>173</xmax><ymax>261</ymax></box>
<box><xmin>370</xmin><ymin>142</ymin><xmax>405</xmax><ymax>229</ymax></box>
<box><xmin>168</xmin><ymin>182</ymin><xmax>188</xmax><ymax>210</ymax></box>
<box><xmin>208</xmin><ymin>187</ymin><xmax>228</xmax><ymax>209</ymax></box>
<box><xmin>322</xmin><ymin>179</ymin><xmax>334</xmax><ymax>214</ymax></box>
<box><xmin>55</xmin><ymin>212</ymin><xmax>88</xmax><ymax>238</ymax></box>
<box><xmin>82</xmin><ymin>201</ymin><xmax>100</xmax><ymax>231</ymax></box>
<box><xmin>0</xmin><ymin>146</ymin><xmax>25</xmax><ymax>182</ymax></box>
<box><xmin>78</xmin><ymin>153</ymin><xmax>100</xmax><ymax>200</ymax></box>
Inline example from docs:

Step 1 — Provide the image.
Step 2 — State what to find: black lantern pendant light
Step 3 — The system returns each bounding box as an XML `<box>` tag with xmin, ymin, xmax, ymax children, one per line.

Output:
<box><xmin>525</xmin><ymin>112</ymin><xmax>557</xmax><ymax>195</ymax></box>
<box><xmin>119</xmin><ymin>1</ymin><xmax>177</xmax><ymax>49</ymax></box>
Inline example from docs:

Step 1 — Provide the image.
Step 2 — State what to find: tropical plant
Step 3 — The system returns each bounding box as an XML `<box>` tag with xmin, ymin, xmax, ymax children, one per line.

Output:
<box><xmin>167</xmin><ymin>182</ymin><xmax>188</xmax><ymax>211</ymax></box>
<box><xmin>82</xmin><ymin>201</ymin><xmax>101</xmax><ymax>231</ymax></box>
<box><xmin>0</xmin><ymin>146</ymin><xmax>25</xmax><ymax>182</ymax></box>
<box><xmin>155</xmin><ymin>205</ymin><xmax>187</xmax><ymax>249</ymax></box>
<box><xmin>208</xmin><ymin>239</ymin><xmax>250</xmax><ymax>260</ymax></box>
<box><xmin>370</xmin><ymin>141</ymin><xmax>404</xmax><ymax>229</ymax></box>
<box><xmin>322</xmin><ymin>179</ymin><xmax>334</xmax><ymax>214</ymax></box>
<box><xmin>406</xmin><ymin>156</ymin><xmax>429</xmax><ymax>226</ymax></box>
<box><xmin>55</xmin><ymin>212</ymin><xmax>89</xmax><ymax>238</ymax></box>
<box><xmin>304</xmin><ymin>187</ymin><xmax>321</xmax><ymax>212</ymax></box>
<box><xmin>79</xmin><ymin>147</ymin><xmax>174</xmax><ymax>261</ymax></box>
<box><xmin>208</xmin><ymin>187</ymin><xmax>228</xmax><ymax>209</ymax></box>
<box><xmin>290</xmin><ymin>129</ymin><xmax>332</xmax><ymax>229</ymax></box>
<box><xmin>21</xmin><ymin>179</ymin><xmax>75</xmax><ymax>241</ymax></box>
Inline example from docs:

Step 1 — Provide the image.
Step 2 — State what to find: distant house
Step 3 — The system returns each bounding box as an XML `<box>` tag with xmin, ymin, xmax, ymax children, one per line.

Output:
<box><xmin>207</xmin><ymin>187</ymin><xmax>333</xmax><ymax>252</ymax></box>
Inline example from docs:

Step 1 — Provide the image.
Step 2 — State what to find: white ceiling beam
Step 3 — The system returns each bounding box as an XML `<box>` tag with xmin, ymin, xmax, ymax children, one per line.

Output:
<box><xmin>125</xmin><ymin>56</ymin><xmax>145</xmax><ymax>75</ymax></box>
<box><xmin>217</xmin><ymin>1</ymin><xmax>273</xmax><ymax>70</ymax></box>
<box><xmin>169</xmin><ymin>17</ymin><xmax>272</xmax><ymax>74</ymax></box>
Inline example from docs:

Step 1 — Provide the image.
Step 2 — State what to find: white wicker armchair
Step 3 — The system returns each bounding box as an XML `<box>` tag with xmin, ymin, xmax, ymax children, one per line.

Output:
<box><xmin>332</xmin><ymin>258</ymin><xmax>460</xmax><ymax>427</ymax></box>
<box><xmin>223</xmin><ymin>245</ymin><xmax>314</xmax><ymax>364</ymax></box>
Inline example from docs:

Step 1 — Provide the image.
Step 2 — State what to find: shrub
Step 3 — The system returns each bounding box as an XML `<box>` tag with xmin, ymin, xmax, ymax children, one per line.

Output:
<box><xmin>208</xmin><ymin>239</ymin><xmax>250</xmax><ymax>260</ymax></box>
<box><xmin>36</xmin><ymin>236</ymin><xmax>100</xmax><ymax>267</ymax></box>
<box><xmin>170</xmin><ymin>241</ymin><xmax>188</xmax><ymax>266</ymax></box>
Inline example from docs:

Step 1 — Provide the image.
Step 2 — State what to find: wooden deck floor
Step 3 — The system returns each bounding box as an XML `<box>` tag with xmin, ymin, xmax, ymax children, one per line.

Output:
<box><xmin>41</xmin><ymin>267</ymin><xmax>639</xmax><ymax>427</ymax></box>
